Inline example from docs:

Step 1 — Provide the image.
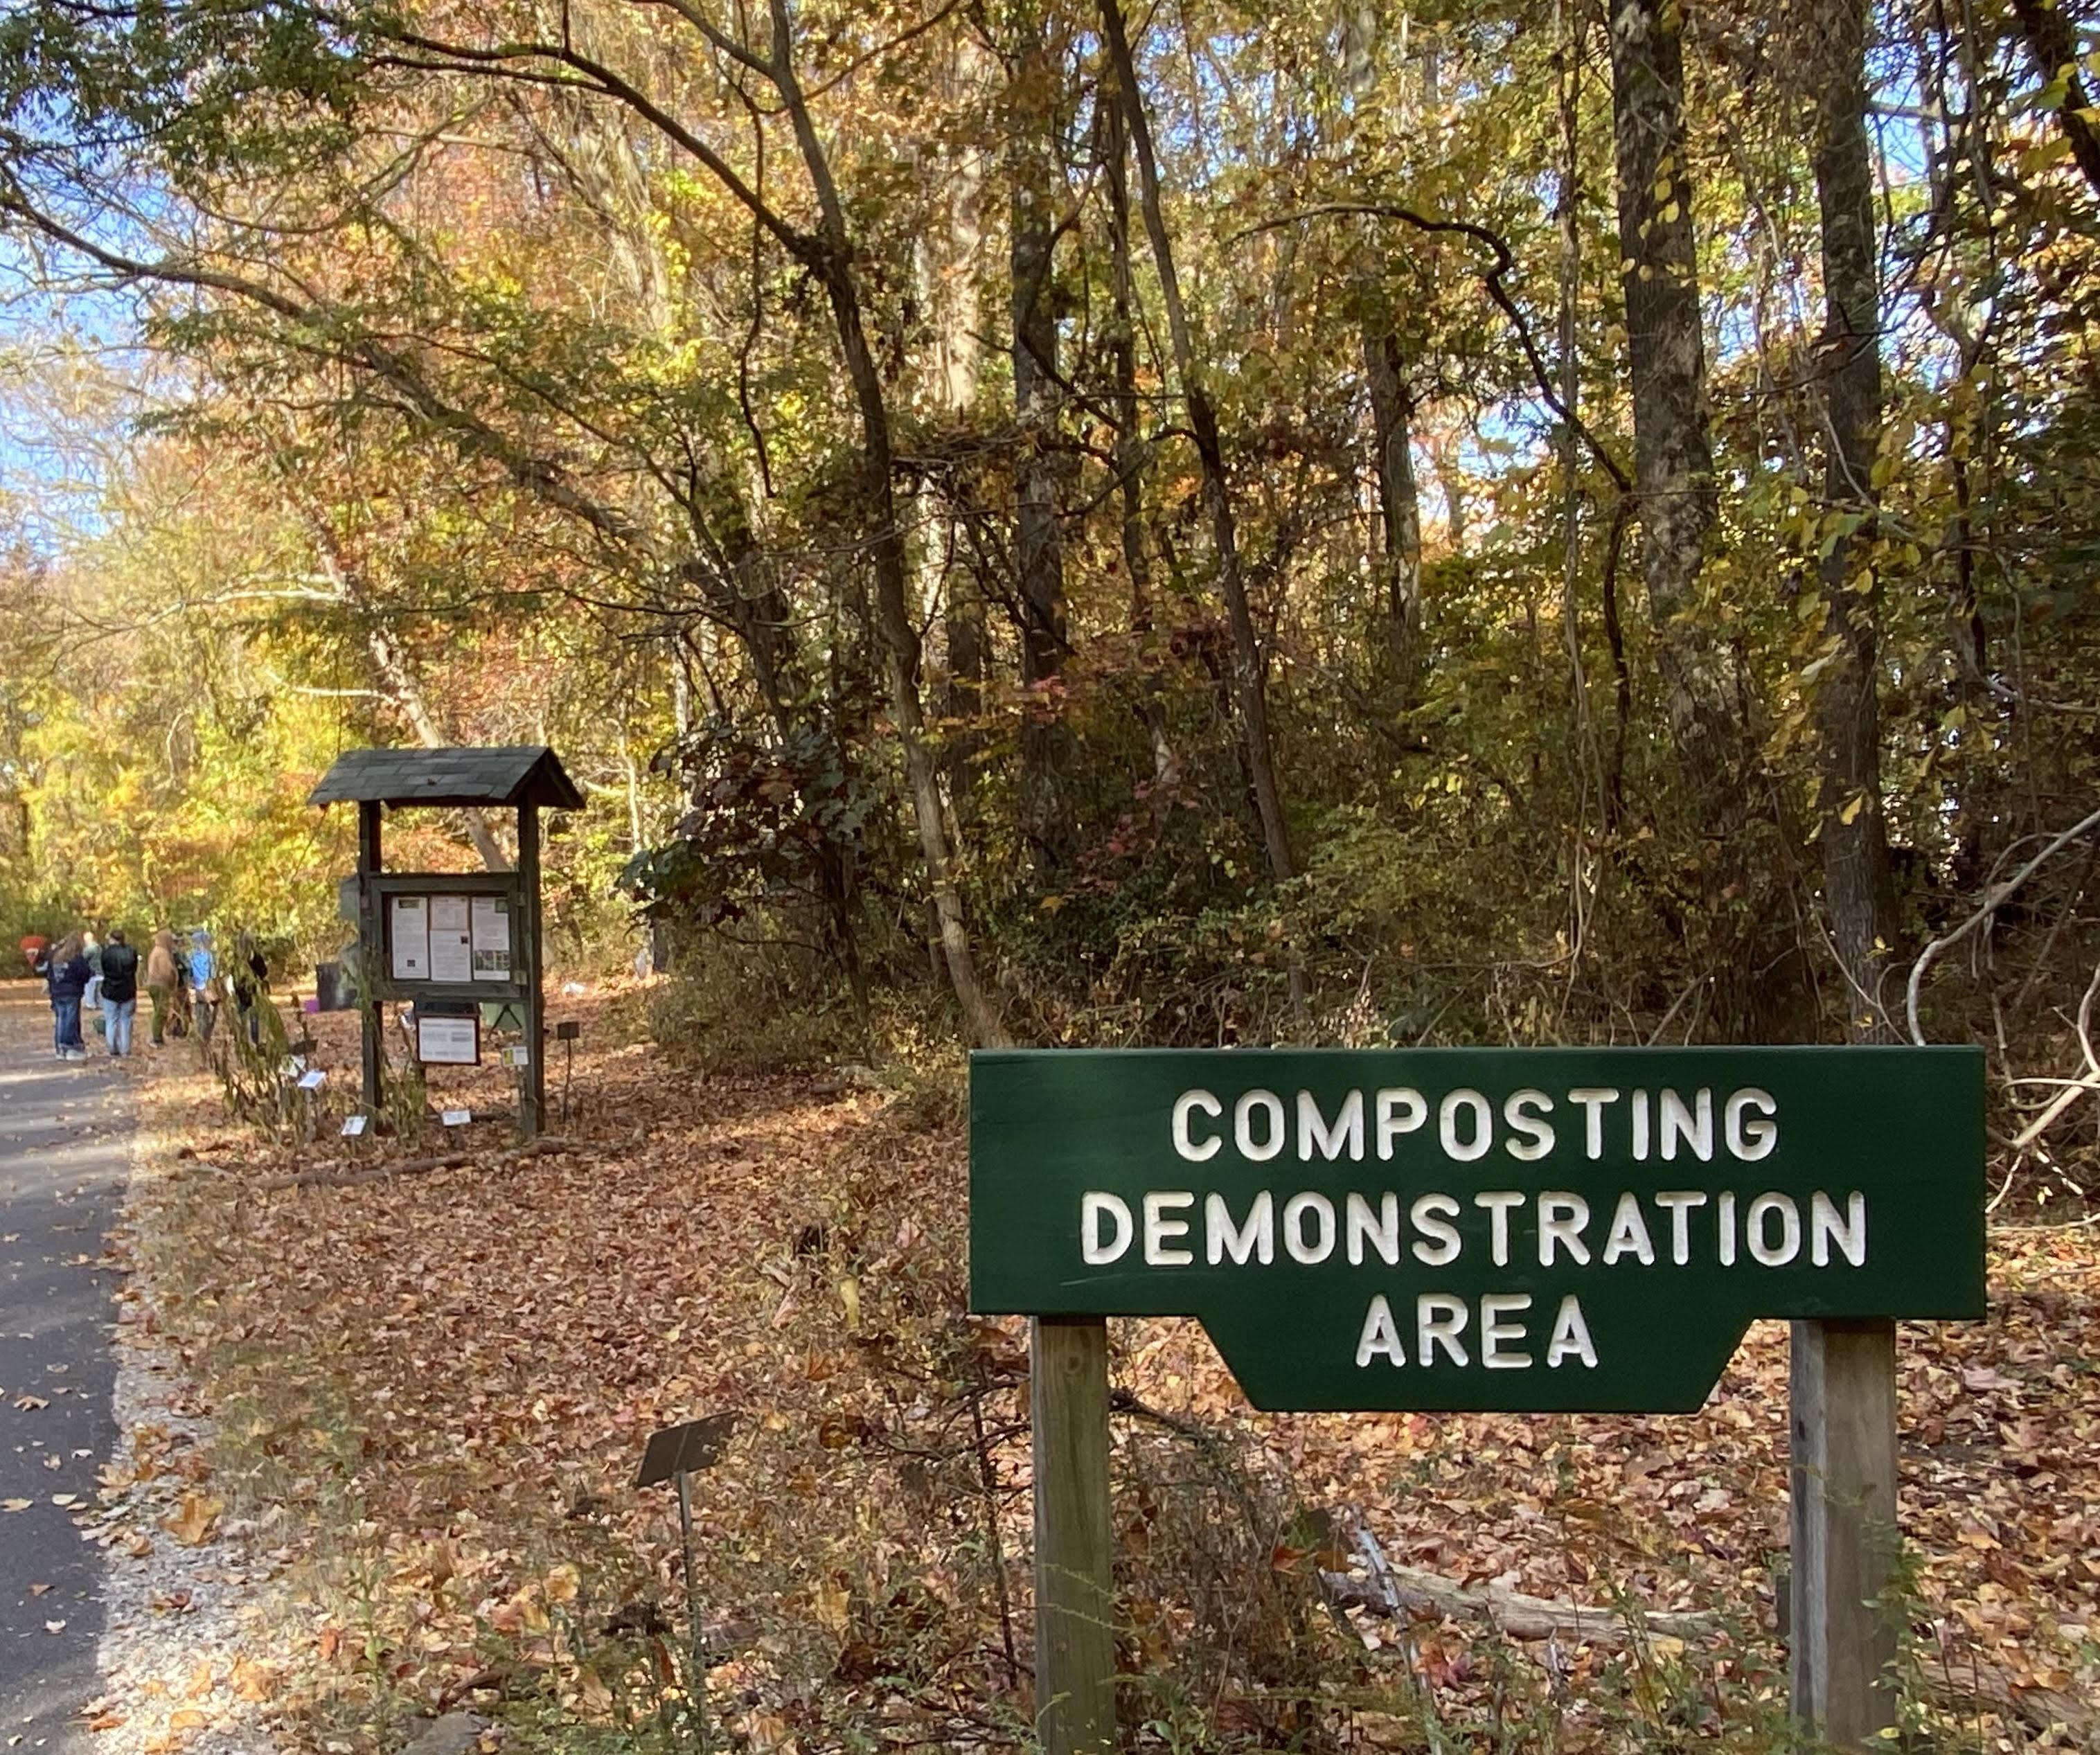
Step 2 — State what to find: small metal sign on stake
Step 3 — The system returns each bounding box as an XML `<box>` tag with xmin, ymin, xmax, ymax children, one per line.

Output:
<box><xmin>557</xmin><ymin>1019</ymin><xmax>580</xmax><ymax>1126</ymax></box>
<box><xmin>637</xmin><ymin>1414</ymin><xmax>736</xmax><ymax>1749</ymax></box>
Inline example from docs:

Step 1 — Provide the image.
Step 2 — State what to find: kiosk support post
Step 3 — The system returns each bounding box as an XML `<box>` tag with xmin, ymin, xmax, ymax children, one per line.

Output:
<box><xmin>357</xmin><ymin>801</ymin><xmax>384</xmax><ymax>1115</ymax></box>
<box><xmin>518</xmin><ymin>800</ymin><xmax>546</xmax><ymax>1139</ymax></box>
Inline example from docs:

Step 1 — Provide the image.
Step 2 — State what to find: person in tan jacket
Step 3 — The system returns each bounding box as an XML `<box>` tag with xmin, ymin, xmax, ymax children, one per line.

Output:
<box><xmin>145</xmin><ymin>929</ymin><xmax>183</xmax><ymax>1047</ymax></box>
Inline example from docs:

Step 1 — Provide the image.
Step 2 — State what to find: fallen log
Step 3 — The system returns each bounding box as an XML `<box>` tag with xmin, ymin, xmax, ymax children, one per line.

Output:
<box><xmin>1920</xmin><ymin>1672</ymin><xmax>2095</xmax><ymax>1745</ymax></box>
<box><xmin>259</xmin><ymin>1152</ymin><xmax>470</xmax><ymax>1191</ymax></box>
<box><xmin>1325</xmin><ymin>1551</ymin><xmax>2092</xmax><ymax>1745</ymax></box>
<box><xmin>1320</xmin><ymin>1565</ymin><xmax>1717</xmax><ymax>1647</ymax></box>
<box><xmin>256</xmin><ymin>1137</ymin><xmax>573</xmax><ymax>1192</ymax></box>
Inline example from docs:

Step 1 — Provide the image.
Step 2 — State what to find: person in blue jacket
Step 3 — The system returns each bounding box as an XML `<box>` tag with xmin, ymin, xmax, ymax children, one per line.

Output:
<box><xmin>186</xmin><ymin>929</ymin><xmax>220</xmax><ymax>1044</ymax></box>
<box><xmin>42</xmin><ymin>931</ymin><xmax>91</xmax><ymax>1061</ymax></box>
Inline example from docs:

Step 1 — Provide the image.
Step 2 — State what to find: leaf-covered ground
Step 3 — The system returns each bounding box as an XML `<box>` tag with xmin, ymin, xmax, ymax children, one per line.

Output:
<box><xmin>107</xmin><ymin>997</ymin><xmax>2100</xmax><ymax>1754</ymax></box>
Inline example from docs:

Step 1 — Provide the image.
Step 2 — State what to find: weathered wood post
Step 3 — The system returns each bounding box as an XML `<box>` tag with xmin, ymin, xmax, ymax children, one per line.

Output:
<box><xmin>517</xmin><ymin>799</ymin><xmax>545</xmax><ymax>1139</ymax></box>
<box><xmin>1030</xmin><ymin>1315</ymin><xmax>1116</xmax><ymax>1755</ymax></box>
<box><xmin>1790</xmin><ymin>1317</ymin><xmax>1901</xmax><ymax>1748</ymax></box>
<box><xmin>357</xmin><ymin>800</ymin><xmax>384</xmax><ymax>1115</ymax></box>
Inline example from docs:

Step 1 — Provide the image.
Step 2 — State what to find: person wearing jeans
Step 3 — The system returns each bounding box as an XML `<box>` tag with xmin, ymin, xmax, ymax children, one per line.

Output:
<box><xmin>43</xmin><ymin>932</ymin><xmax>91</xmax><ymax>1060</ymax></box>
<box><xmin>99</xmin><ymin>927</ymin><xmax>140</xmax><ymax>1058</ymax></box>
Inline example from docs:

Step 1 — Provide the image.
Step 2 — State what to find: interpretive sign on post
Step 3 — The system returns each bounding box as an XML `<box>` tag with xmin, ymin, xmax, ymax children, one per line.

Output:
<box><xmin>972</xmin><ymin>1047</ymin><xmax>1982</xmax><ymax>1412</ymax></box>
<box><xmin>971</xmin><ymin>1046</ymin><xmax>1986</xmax><ymax>1755</ymax></box>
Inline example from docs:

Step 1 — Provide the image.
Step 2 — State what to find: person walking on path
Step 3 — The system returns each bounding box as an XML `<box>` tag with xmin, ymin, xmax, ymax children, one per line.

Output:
<box><xmin>187</xmin><ymin>929</ymin><xmax>220</xmax><ymax>1045</ymax></box>
<box><xmin>42</xmin><ymin>932</ymin><xmax>90</xmax><ymax>1061</ymax></box>
<box><xmin>231</xmin><ymin>932</ymin><xmax>269</xmax><ymax>1046</ymax></box>
<box><xmin>145</xmin><ymin>929</ymin><xmax>181</xmax><ymax>1046</ymax></box>
<box><xmin>98</xmin><ymin>927</ymin><xmax>139</xmax><ymax>1058</ymax></box>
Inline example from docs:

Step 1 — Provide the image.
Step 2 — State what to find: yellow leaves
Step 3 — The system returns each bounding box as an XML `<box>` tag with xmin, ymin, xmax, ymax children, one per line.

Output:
<box><xmin>1</xmin><ymin>1498</ymin><xmax>30</xmax><ymax>1513</ymax></box>
<box><xmin>229</xmin><ymin>1657</ymin><xmax>276</xmax><ymax>1703</ymax></box>
<box><xmin>812</xmin><ymin>1577</ymin><xmax>851</xmax><ymax>1635</ymax></box>
<box><xmin>160</xmin><ymin>1493</ymin><xmax>221</xmax><ymax>1547</ymax></box>
<box><xmin>837</xmin><ymin>1274</ymin><xmax>862</xmax><ymax>1332</ymax></box>
<box><xmin>1838</xmin><ymin>793</ymin><xmax>1868</xmax><ymax>827</ymax></box>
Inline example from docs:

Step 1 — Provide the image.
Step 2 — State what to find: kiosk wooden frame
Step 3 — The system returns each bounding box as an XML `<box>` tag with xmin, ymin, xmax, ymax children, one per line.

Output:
<box><xmin>309</xmin><ymin>746</ymin><xmax>584</xmax><ymax>1138</ymax></box>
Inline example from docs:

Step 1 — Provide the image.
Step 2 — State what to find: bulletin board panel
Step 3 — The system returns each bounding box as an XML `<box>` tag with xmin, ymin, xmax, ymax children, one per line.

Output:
<box><xmin>359</xmin><ymin>871</ymin><xmax>530</xmax><ymax>1006</ymax></box>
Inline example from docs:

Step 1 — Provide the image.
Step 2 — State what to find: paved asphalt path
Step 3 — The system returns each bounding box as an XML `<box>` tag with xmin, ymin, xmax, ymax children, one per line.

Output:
<box><xmin>0</xmin><ymin>983</ymin><xmax>133</xmax><ymax>1749</ymax></box>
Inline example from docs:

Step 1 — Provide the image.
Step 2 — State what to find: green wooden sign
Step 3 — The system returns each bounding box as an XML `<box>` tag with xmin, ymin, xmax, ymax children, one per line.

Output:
<box><xmin>970</xmin><ymin>1048</ymin><xmax>1986</xmax><ymax>1413</ymax></box>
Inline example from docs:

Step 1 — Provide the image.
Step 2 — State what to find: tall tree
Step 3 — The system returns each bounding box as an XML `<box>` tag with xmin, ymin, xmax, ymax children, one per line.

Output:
<box><xmin>1606</xmin><ymin>0</ymin><xmax>1736</xmax><ymax>793</ymax></box>
<box><xmin>1009</xmin><ymin>0</ymin><xmax>1074</xmax><ymax>868</ymax></box>
<box><xmin>1099</xmin><ymin>0</ymin><xmax>1295</xmax><ymax>885</ymax></box>
<box><xmin>1810</xmin><ymin>0</ymin><xmax>1901</xmax><ymax>1036</ymax></box>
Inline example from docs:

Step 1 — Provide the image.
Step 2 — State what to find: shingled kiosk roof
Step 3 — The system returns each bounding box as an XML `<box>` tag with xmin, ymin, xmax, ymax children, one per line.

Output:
<box><xmin>308</xmin><ymin>746</ymin><xmax>585</xmax><ymax>812</ymax></box>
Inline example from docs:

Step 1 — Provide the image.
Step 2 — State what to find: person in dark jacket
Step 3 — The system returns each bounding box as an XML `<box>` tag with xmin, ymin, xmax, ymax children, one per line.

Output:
<box><xmin>231</xmin><ymin>932</ymin><xmax>269</xmax><ymax>1044</ymax></box>
<box><xmin>44</xmin><ymin>932</ymin><xmax>90</xmax><ymax>1061</ymax></box>
<box><xmin>99</xmin><ymin>927</ymin><xmax>140</xmax><ymax>1058</ymax></box>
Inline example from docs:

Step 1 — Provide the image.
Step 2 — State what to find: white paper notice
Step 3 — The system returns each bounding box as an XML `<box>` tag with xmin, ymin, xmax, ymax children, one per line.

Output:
<box><xmin>297</xmin><ymin>1067</ymin><xmax>327</xmax><ymax>1090</ymax></box>
<box><xmin>340</xmin><ymin>1114</ymin><xmax>368</xmax><ymax>1138</ymax></box>
<box><xmin>440</xmin><ymin>1107</ymin><xmax>473</xmax><ymax>1127</ymax></box>
<box><xmin>417</xmin><ymin>1013</ymin><xmax>479</xmax><ymax>1065</ymax></box>
<box><xmin>390</xmin><ymin>896</ymin><xmax>430</xmax><ymax>981</ymax></box>
<box><xmin>429</xmin><ymin>895</ymin><xmax>473</xmax><ymax>984</ymax></box>
<box><xmin>470</xmin><ymin>896</ymin><xmax>513</xmax><ymax>981</ymax></box>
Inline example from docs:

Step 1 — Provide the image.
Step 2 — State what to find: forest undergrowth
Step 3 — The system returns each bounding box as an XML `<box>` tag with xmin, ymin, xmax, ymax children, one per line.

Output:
<box><xmin>89</xmin><ymin>982</ymin><xmax>2100</xmax><ymax>1755</ymax></box>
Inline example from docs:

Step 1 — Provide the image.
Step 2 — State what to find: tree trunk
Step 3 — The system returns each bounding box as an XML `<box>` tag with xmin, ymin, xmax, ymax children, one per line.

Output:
<box><xmin>1099</xmin><ymin>0</ymin><xmax>1294</xmax><ymax>883</ymax></box>
<box><xmin>1363</xmin><ymin>324</ymin><xmax>1423</xmax><ymax>677</ymax></box>
<box><xmin>1606</xmin><ymin>0</ymin><xmax>1736</xmax><ymax>793</ymax></box>
<box><xmin>1102</xmin><ymin>78</ymin><xmax>1179</xmax><ymax>791</ymax></box>
<box><xmin>1011</xmin><ymin>0</ymin><xmax>1074</xmax><ymax>870</ymax></box>
<box><xmin>769</xmin><ymin>0</ymin><xmax>1010</xmax><ymax>1047</ymax></box>
<box><xmin>1812</xmin><ymin>0</ymin><xmax>1902</xmax><ymax>1040</ymax></box>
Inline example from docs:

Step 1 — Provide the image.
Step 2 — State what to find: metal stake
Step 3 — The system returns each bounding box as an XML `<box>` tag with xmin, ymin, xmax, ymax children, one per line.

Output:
<box><xmin>675</xmin><ymin>1468</ymin><xmax>709</xmax><ymax>1755</ymax></box>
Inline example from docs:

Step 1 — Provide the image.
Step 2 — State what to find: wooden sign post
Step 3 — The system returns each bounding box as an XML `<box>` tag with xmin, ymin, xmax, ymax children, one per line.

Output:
<box><xmin>971</xmin><ymin>1047</ymin><xmax>1985</xmax><ymax>1752</ymax></box>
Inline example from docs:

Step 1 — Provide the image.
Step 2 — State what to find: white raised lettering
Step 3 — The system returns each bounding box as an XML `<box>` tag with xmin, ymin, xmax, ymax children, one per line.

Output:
<box><xmin>1503</xmin><ymin>1089</ymin><xmax>1556</xmax><ymax>1161</ymax></box>
<box><xmin>1747</xmin><ymin>1193</ymin><xmax>1801</xmax><ymax>1266</ymax></box>
<box><xmin>1082</xmin><ymin>1193</ymin><xmax>1133</xmax><ymax>1265</ymax></box>
<box><xmin>1632</xmin><ymin>1089</ymin><xmax>1650</xmax><ymax>1160</ymax></box>
<box><xmin>1417</xmin><ymin>1293</ymin><xmax>1470</xmax><ymax>1366</ymax></box>
<box><xmin>1144</xmin><ymin>1191</ymin><xmax>1195</xmax><ymax>1265</ymax></box>
<box><xmin>1236</xmin><ymin>1089</ymin><xmax>1286</xmax><ymax>1161</ymax></box>
<box><xmin>1546</xmin><ymin>1294</ymin><xmax>1599</xmax><ymax>1368</ymax></box>
<box><xmin>1568</xmin><ymin>1087</ymin><xmax>1619</xmax><ymax>1159</ymax></box>
<box><xmin>1481</xmin><ymin>1293</ymin><xmax>1534</xmax><ymax>1369</ymax></box>
<box><xmin>1719</xmin><ymin>1191</ymin><xmax>1738</xmax><ymax>1266</ymax></box>
<box><xmin>1475</xmin><ymin>1191</ymin><xmax>1524</xmax><ymax>1266</ymax></box>
<box><xmin>1355</xmin><ymin>1294</ymin><xmax>1407</xmax><ymax>1367</ymax></box>
<box><xmin>1298</xmin><ymin>1089</ymin><xmax>1365</xmax><ymax>1161</ymax></box>
<box><xmin>1410</xmin><ymin>1193</ymin><xmax>1462</xmax><ymax>1265</ymax></box>
<box><xmin>1538</xmin><ymin>1192</ymin><xmax>1592</xmax><ymax>1266</ymax></box>
<box><xmin>1346</xmin><ymin>1191</ymin><xmax>1401</xmax><ymax>1265</ymax></box>
<box><xmin>1653</xmin><ymin>1191</ymin><xmax>1707</xmax><ymax>1265</ymax></box>
<box><xmin>1601</xmin><ymin>1191</ymin><xmax>1656</xmax><ymax>1265</ymax></box>
<box><xmin>1725</xmin><ymin>1089</ymin><xmax>1779</xmax><ymax>1161</ymax></box>
<box><xmin>1440</xmin><ymin>1089</ymin><xmax>1493</xmax><ymax>1161</ymax></box>
<box><xmin>1173</xmin><ymin>1089</ymin><xmax>1223</xmax><ymax>1161</ymax></box>
<box><xmin>1659</xmin><ymin>1088</ymin><xmax>1714</xmax><ymax>1161</ymax></box>
<box><xmin>1205</xmin><ymin>1191</ymin><xmax>1274</xmax><ymax>1265</ymax></box>
<box><xmin>1283</xmin><ymin>1192</ymin><xmax>1337</xmax><ymax>1264</ymax></box>
<box><xmin>1810</xmin><ymin>1191</ymin><xmax>1868</xmax><ymax>1267</ymax></box>
<box><xmin>1376</xmin><ymin>1087</ymin><xmax>1428</xmax><ymax>1159</ymax></box>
